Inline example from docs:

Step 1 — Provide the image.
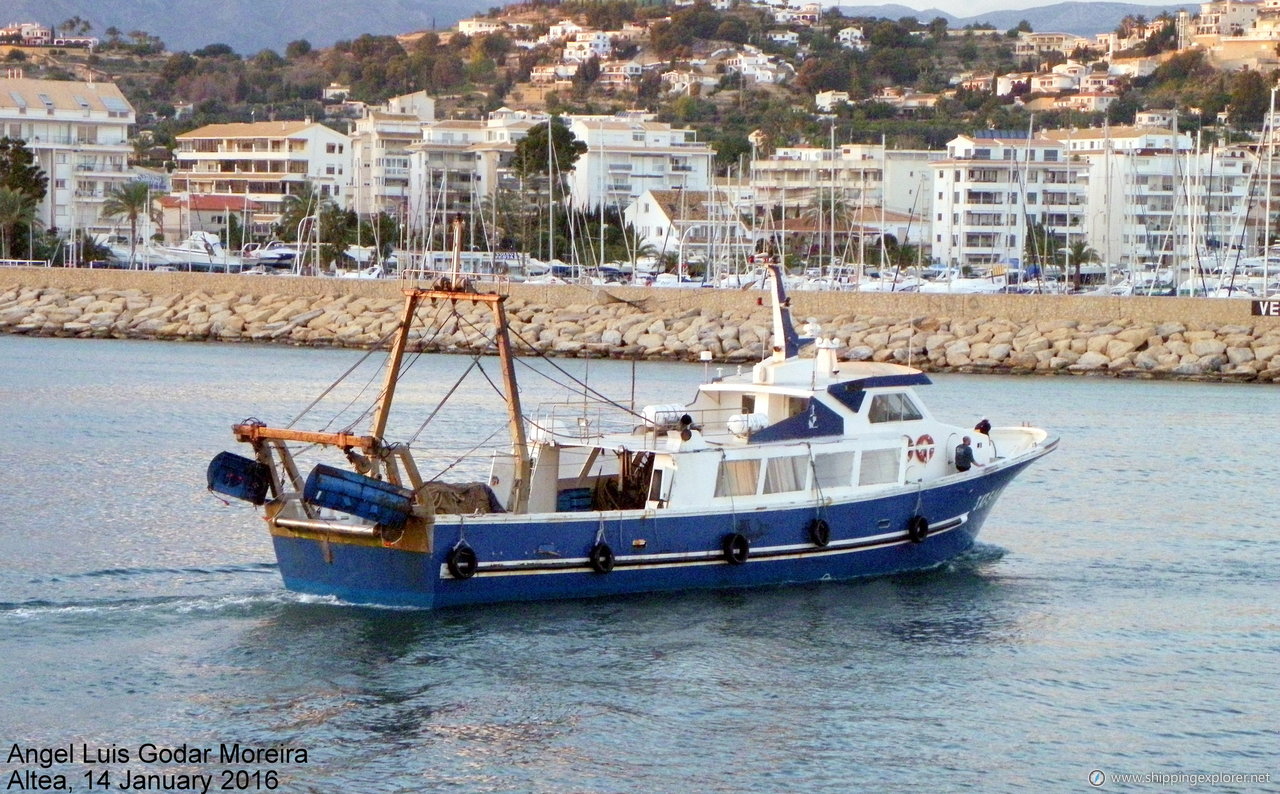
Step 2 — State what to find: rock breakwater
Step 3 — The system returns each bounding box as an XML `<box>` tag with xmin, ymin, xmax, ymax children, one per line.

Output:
<box><xmin>4</xmin><ymin>281</ymin><xmax>1280</xmax><ymax>383</ymax></box>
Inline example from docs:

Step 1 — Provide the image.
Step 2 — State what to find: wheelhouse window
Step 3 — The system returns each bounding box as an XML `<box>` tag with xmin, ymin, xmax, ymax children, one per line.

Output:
<box><xmin>763</xmin><ymin>456</ymin><xmax>807</xmax><ymax>494</ymax></box>
<box><xmin>715</xmin><ymin>459</ymin><xmax>760</xmax><ymax>498</ymax></box>
<box><xmin>813</xmin><ymin>452</ymin><xmax>854</xmax><ymax>489</ymax></box>
<box><xmin>859</xmin><ymin>449</ymin><xmax>900</xmax><ymax>485</ymax></box>
<box><xmin>867</xmin><ymin>393</ymin><xmax>923</xmax><ymax>423</ymax></box>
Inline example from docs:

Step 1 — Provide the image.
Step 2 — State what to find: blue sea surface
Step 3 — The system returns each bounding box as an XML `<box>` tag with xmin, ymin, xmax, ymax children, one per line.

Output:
<box><xmin>1</xmin><ymin>335</ymin><xmax>1277</xmax><ymax>792</ymax></box>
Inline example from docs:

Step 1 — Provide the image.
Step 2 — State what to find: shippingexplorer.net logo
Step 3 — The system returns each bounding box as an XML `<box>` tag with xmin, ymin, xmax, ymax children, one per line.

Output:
<box><xmin>1089</xmin><ymin>770</ymin><xmax>1272</xmax><ymax>787</ymax></box>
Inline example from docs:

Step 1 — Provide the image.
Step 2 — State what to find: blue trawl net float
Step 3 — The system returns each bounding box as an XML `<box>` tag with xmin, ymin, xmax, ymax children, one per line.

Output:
<box><xmin>303</xmin><ymin>464</ymin><xmax>414</xmax><ymax>527</ymax></box>
<box><xmin>556</xmin><ymin>487</ymin><xmax>594</xmax><ymax>512</ymax></box>
<box><xmin>207</xmin><ymin>451</ymin><xmax>271</xmax><ymax>505</ymax></box>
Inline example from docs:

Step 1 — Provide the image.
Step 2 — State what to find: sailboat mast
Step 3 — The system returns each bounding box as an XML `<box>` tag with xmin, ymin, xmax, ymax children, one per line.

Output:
<box><xmin>548</xmin><ymin>119</ymin><xmax>555</xmax><ymax>262</ymax></box>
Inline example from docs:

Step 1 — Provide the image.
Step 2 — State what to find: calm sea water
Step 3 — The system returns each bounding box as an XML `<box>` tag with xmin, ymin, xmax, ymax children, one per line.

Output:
<box><xmin>1</xmin><ymin>336</ymin><xmax>1277</xmax><ymax>792</ymax></box>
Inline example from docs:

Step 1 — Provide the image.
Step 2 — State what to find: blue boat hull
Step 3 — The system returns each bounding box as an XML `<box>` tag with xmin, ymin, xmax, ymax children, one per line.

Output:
<box><xmin>268</xmin><ymin>454</ymin><xmax>1041</xmax><ymax>610</ymax></box>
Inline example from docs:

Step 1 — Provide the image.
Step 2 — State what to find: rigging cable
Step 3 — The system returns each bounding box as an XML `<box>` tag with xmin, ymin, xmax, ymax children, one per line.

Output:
<box><xmin>328</xmin><ymin>297</ymin><xmax>455</xmax><ymax>434</ymax></box>
<box><xmin>284</xmin><ymin>325</ymin><xmax>399</xmax><ymax>429</ymax></box>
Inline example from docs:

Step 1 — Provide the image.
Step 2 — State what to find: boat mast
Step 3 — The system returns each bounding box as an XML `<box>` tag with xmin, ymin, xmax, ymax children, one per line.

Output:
<box><xmin>492</xmin><ymin>294</ymin><xmax>530</xmax><ymax>513</ymax></box>
<box><xmin>369</xmin><ymin>289</ymin><xmax>422</xmax><ymax>443</ymax></box>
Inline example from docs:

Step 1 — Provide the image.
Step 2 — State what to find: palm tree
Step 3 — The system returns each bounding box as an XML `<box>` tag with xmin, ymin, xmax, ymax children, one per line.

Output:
<box><xmin>1066</xmin><ymin>239</ymin><xmax>1099</xmax><ymax>291</ymax></box>
<box><xmin>0</xmin><ymin>186</ymin><xmax>39</xmax><ymax>260</ymax></box>
<box><xmin>102</xmin><ymin>181</ymin><xmax>153</xmax><ymax>268</ymax></box>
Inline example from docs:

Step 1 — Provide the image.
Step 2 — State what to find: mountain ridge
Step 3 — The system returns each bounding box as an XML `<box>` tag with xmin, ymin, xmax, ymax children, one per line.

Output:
<box><xmin>2</xmin><ymin>0</ymin><xmax>489</xmax><ymax>55</ymax></box>
<box><xmin>834</xmin><ymin>2</ymin><xmax>1191</xmax><ymax>36</ymax></box>
<box><xmin>4</xmin><ymin>0</ymin><xmax>1188</xmax><ymax>53</ymax></box>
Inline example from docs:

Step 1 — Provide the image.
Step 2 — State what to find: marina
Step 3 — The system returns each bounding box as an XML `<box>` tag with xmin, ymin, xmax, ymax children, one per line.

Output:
<box><xmin>1</xmin><ymin>334</ymin><xmax>1277</xmax><ymax>789</ymax></box>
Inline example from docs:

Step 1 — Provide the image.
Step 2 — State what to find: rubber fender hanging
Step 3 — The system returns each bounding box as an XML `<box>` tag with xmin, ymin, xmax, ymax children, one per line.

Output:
<box><xmin>808</xmin><ymin>518</ymin><xmax>831</xmax><ymax>548</ymax></box>
<box><xmin>907</xmin><ymin>515</ymin><xmax>930</xmax><ymax>544</ymax></box>
<box><xmin>447</xmin><ymin>544</ymin><xmax>479</xmax><ymax>579</ymax></box>
<box><xmin>589</xmin><ymin>541</ymin><xmax>615</xmax><ymax>574</ymax></box>
<box><xmin>723</xmin><ymin>533</ymin><xmax>750</xmax><ymax>565</ymax></box>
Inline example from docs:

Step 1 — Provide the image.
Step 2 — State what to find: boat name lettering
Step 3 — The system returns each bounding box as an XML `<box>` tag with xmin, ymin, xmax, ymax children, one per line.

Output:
<box><xmin>974</xmin><ymin>487</ymin><xmax>1005</xmax><ymax>511</ymax></box>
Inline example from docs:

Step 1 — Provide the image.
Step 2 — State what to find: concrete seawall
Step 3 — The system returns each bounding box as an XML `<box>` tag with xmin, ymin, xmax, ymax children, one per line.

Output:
<box><xmin>4</xmin><ymin>267</ymin><xmax>1280</xmax><ymax>382</ymax></box>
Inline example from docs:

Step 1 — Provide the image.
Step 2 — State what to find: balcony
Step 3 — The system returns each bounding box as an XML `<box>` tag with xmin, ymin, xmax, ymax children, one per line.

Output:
<box><xmin>964</xmin><ymin>213</ymin><xmax>1006</xmax><ymax>227</ymax></box>
<box><xmin>964</xmin><ymin>192</ymin><xmax>1004</xmax><ymax>205</ymax></box>
<box><xmin>967</xmin><ymin>169</ymin><xmax>1003</xmax><ymax>183</ymax></box>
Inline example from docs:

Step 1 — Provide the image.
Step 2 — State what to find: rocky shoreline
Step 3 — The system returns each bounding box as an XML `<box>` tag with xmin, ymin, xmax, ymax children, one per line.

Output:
<box><xmin>4</xmin><ymin>281</ymin><xmax>1280</xmax><ymax>383</ymax></box>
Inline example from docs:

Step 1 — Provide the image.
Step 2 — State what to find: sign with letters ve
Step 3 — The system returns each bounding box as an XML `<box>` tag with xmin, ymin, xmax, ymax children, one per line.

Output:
<box><xmin>1253</xmin><ymin>300</ymin><xmax>1280</xmax><ymax>317</ymax></box>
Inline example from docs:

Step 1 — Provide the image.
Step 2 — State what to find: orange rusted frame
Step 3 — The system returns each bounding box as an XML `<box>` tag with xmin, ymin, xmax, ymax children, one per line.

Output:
<box><xmin>233</xmin><ymin>424</ymin><xmax>378</xmax><ymax>452</ymax></box>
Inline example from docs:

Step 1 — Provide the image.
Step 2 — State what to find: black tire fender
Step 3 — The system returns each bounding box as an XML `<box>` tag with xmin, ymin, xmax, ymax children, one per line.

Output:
<box><xmin>446</xmin><ymin>544</ymin><xmax>479</xmax><ymax>579</ymax></box>
<box><xmin>589</xmin><ymin>542</ymin><xmax>615</xmax><ymax>574</ymax></box>
<box><xmin>907</xmin><ymin>515</ymin><xmax>929</xmax><ymax>544</ymax></box>
<box><xmin>723</xmin><ymin>532</ymin><xmax>750</xmax><ymax>565</ymax></box>
<box><xmin>808</xmin><ymin>518</ymin><xmax>830</xmax><ymax>548</ymax></box>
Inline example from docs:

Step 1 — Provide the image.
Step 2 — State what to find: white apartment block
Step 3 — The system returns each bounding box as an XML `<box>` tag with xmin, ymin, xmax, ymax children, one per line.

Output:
<box><xmin>406</xmin><ymin>108</ymin><xmax>542</xmax><ymax>231</ymax></box>
<box><xmin>564</xmin><ymin>31</ymin><xmax>613</xmax><ymax>62</ymax></box>
<box><xmin>748</xmin><ymin>144</ymin><xmax>939</xmax><ymax>235</ymax></box>
<box><xmin>815</xmin><ymin>90</ymin><xmax>851</xmax><ymax>111</ymax></box>
<box><xmin>1193</xmin><ymin>0</ymin><xmax>1259</xmax><ymax>36</ymax></box>
<box><xmin>0</xmin><ymin>76</ymin><xmax>136</xmax><ymax>239</ymax></box>
<box><xmin>930</xmin><ymin>133</ymin><xmax>1086</xmax><ymax>268</ymax></box>
<box><xmin>457</xmin><ymin>18</ymin><xmax>507</xmax><ymax>36</ymax></box>
<box><xmin>172</xmin><ymin>121</ymin><xmax>353</xmax><ymax>223</ymax></box>
<box><xmin>546</xmin><ymin>20</ymin><xmax>584</xmax><ymax>42</ymax></box>
<box><xmin>725</xmin><ymin>48</ymin><xmax>788</xmax><ymax>83</ymax></box>
<box><xmin>565</xmin><ymin>116</ymin><xmax>714</xmax><ymax>209</ymax></box>
<box><xmin>767</xmin><ymin>30</ymin><xmax>800</xmax><ymax>47</ymax></box>
<box><xmin>837</xmin><ymin>27</ymin><xmax>867</xmax><ymax>50</ymax></box>
<box><xmin>1048</xmin><ymin>92</ymin><xmax>1119</xmax><ymax>113</ymax></box>
<box><xmin>1013</xmin><ymin>31</ymin><xmax>1093</xmax><ymax>57</ymax></box>
<box><xmin>348</xmin><ymin>90</ymin><xmax>435</xmax><ymax>216</ymax></box>
<box><xmin>599</xmin><ymin>60</ymin><xmax>644</xmax><ymax>89</ymax></box>
<box><xmin>1044</xmin><ymin>126</ymin><xmax>1255</xmax><ymax>269</ymax></box>
<box><xmin>623</xmin><ymin>188</ymin><xmax>753</xmax><ymax>263</ymax></box>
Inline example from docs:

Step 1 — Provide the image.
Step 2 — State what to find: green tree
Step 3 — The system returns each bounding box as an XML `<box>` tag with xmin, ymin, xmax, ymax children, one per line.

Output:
<box><xmin>510</xmin><ymin>120</ymin><xmax>587</xmax><ymax>259</ymax></box>
<box><xmin>1228</xmin><ymin>69</ymin><xmax>1271</xmax><ymax>125</ymax></box>
<box><xmin>0</xmin><ymin>138</ymin><xmax>48</xmax><ymax>204</ymax></box>
<box><xmin>0</xmin><ymin>185</ymin><xmax>39</xmax><ymax>259</ymax></box>
<box><xmin>101</xmin><ymin>181</ymin><xmax>153</xmax><ymax>268</ymax></box>
<box><xmin>1023</xmin><ymin>219</ymin><xmax>1061</xmax><ymax>273</ymax></box>
<box><xmin>1065</xmin><ymin>239</ymin><xmax>1098</xmax><ymax>290</ymax></box>
<box><xmin>274</xmin><ymin>183</ymin><xmax>351</xmax><ymax>270</ymax></box>
<box><xmin>275</xmin><ymin>183</ymin><xmax>327</xmax><ymax>243</ymax></box>
<box><xmin>510</xmin><ymin>119</ymin><xmax>587</xmax><ymax>179</ymax></box>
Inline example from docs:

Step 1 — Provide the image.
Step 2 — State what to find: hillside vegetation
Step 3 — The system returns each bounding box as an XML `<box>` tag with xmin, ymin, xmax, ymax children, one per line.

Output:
<box><xmin>5</xmin><ymin>1</ymin><xmax>1273</xmax><ymax>173</ymax></box>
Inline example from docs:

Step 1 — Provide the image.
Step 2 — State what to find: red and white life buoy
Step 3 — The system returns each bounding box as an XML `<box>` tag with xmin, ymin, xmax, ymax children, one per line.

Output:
<box><xmin>914</xmin><ymin>434</ymin><xmax>935</xmax><ymax>463</ymax></box>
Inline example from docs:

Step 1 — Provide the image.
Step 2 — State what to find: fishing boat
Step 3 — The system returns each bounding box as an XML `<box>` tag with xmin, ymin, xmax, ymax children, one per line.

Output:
<box><xmin>208</xmin><ymin>221</ymin><xmax>1058</xmax><ymax>609</ymax></box>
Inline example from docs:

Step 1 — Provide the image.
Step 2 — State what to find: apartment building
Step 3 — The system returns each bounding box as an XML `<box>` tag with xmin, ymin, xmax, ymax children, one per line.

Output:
<box><xmin>622</xmin><ymin>188</ymin><xmax>753</xmax><ymax>264</ymax></box>
<box><xmin>348</xmin><ymin>90</ymin><xmax>435</xmax><ymax>216</ymax></box>
<box><xmin>1046</xmin><ymin>126</ymin><xmax>1255</xmax><ymax>268</ymax></box>
<box><xmin>0</xmin><ymin>76</ymin><xmax>136</xmax><ymax>240</ymax></box>
<box><xmin>565</xmin><ymin>116</ymin><xmax>714</xmax><ymax>209</ymax></box>
<box><xmin>748</xmin><ymin>144</ymin><xmax>939</xmax><ymax>222</ymax></box>
<box><xmin>171</xmin><ymin>120</ymin><xmax>352</xmax><ymax>224</ymax></box>
<box><xmin>929</xmin><ymin>132</ymin><xmax>1086</xmax><ymax>268</ymax></box>
<box><xmin>405</xmin><ymin>108</ymin><xmax>542</xmax><ymax>231</ymax></box>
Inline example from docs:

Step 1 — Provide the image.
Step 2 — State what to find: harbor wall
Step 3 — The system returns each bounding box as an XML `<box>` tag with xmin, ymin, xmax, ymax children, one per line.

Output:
<box><xmin>3</xmin><ymin>267</ymin><xmax>1280</xmax><ymax>382</ymax></box>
